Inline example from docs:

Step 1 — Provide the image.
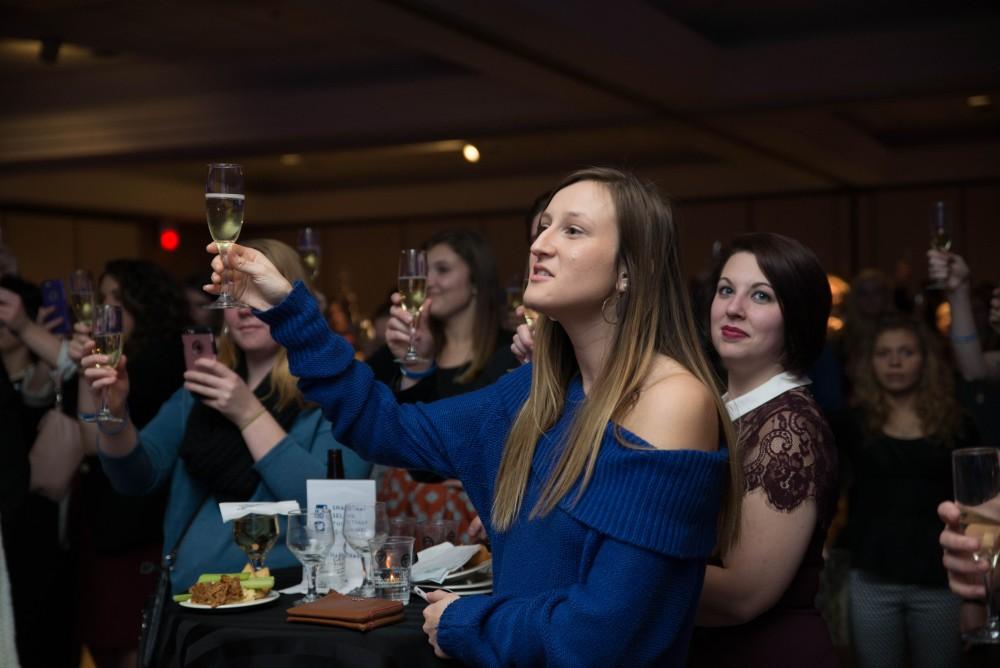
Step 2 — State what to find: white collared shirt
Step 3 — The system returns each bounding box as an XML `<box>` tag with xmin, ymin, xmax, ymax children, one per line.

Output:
<box><xmin>723</xmin><ymin>371</ymin><xmax>812</xmax><ymax>421</ymax></box>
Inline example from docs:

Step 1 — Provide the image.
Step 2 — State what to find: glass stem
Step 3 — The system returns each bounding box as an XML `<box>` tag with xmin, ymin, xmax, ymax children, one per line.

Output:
<box><xmin>100</xmin><ymin>387</ymin><xmax>109</xmax><ymax>416</ymax></box>
<box><xmin>307</xmin><ymin>563</ymin><xmax>319</xmax><ymax>599</ymax></box>
<box><xmin>985</xmin><ymin>569</ymin><xmax>999</xmax><ymax>633</ymax></box>
<box><xmin>219</xmin><ymin>244</ymin><xmax>231</xmax><ymax>299</ymax></box>
<box><xmin>360</xmin><ymin>550</ymin><xmax>371</xmax><ymax>587</ymax></box>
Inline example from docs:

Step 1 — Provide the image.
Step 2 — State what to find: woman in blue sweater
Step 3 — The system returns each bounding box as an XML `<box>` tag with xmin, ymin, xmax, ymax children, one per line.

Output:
<box><xmin>79</xmin><ymin>239</ymin><xmax>370</xmax><ymax>591</ymax></box>
<box><xmin>210</xmin><ymin>168</ymin><xmax>742</xmax><ymax>667</ymax></box>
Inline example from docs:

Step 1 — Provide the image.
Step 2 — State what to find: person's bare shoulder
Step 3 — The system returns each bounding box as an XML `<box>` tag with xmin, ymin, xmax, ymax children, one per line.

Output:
<box><xmin>623</xmin><ymin>358</ymin><xmax>719</xmax><ymax>452</ymax></box>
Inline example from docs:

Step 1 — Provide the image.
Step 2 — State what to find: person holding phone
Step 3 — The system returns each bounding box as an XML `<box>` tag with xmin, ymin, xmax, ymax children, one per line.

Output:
<box><xmin>79</xmin><ymin>239</ymin><xmax>371</xmax><ymax>594</ymax></box>
<box><xmin>208</xmin><ymin>169</ymin><xmax>741</xmax><ymax>666</ymax></box>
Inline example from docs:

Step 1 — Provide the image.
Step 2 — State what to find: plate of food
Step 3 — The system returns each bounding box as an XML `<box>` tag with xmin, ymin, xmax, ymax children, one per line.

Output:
<box><xmin>174</xmin><ymin>567</ymin><xmax>278</xmax><ymax>610</ymax></box>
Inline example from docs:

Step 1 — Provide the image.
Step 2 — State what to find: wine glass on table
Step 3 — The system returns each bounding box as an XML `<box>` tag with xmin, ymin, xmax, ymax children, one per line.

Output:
<box><xmin>297</xmin><ymin>227</ymin><xmax>321</xmax><ymax>282</ymax></box>
<box><xmin>343</xmin><ymin>502</ymin><xmax>388</xmax><ymax>598</ymax></box>
<box><xmin>286</xmin><ymin>507</ymin><xmax>335</xmax><ymax>605</ymax></box>
<box><xmin>233</xmin><ymin>513</ymin><xmax>279</xmax><ymax>573</ymax></box>
<box><xmin>205</xmin><ymin>163</ymin><xmax>248</xmax><ymax>309</ymax></box>
<box><xmin>953</xmin><ymin>446</ymin><xmax>1000</xmax><ymax>644</ymax></box>
<box><xmin>68</xmin><ymin>270</ymin><xmax>95</xmax><ymax>327</ymax></box>
<box><xmin>396</xmin><ymin>249</ymin><xmax>428</xmax><ymax>363</ymax></box>
<box><xmin>81</xmin><ymin>304</ymin><xmax>124</xmax><ymax>424</ymax></box>
<box><xmin>928</xmin><ymin>200</ymin><xmax>953</xmax><ymax>290</ymax></box>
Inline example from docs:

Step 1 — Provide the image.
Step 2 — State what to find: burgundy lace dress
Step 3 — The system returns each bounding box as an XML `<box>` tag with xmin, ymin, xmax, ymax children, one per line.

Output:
<box><xmin>687</xmin><ymin>386</ymin><xmax>839</xmax><ymax>667</ymax></box>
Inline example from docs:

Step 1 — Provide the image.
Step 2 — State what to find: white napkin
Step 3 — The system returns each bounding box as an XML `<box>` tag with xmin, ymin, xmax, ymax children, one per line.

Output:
<box><xmin>218</xmin><ymin>501</ymin><xmax>300</xmax><ymax>522</ymax></box>
<box><xmin>410</xmin><ymin>543</ymin><xmax>484</xmax><ymax>584</ymax></box>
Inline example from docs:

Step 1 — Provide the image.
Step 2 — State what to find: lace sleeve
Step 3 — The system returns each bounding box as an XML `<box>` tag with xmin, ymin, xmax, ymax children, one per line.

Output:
<box><xmin>739</xmin><ymin>394</ymin><xmax>836</xmax><ymax>514</ymax></box>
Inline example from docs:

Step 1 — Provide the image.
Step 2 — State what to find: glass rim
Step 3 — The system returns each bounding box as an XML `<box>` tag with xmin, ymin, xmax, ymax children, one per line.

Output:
<box><xmin>207</xmin><ymin>162</ymin><xmax>243</xmax><ymax>169</ymax></box>
<box><xmin>380</xmin><ymin>536</ymin><xmax>416</xmax><ymax>545</ymax></box>
<box><xmin>952</xmin><ymin>446</ymin><xmax>1000</xmax><ymax>457</ymax></box>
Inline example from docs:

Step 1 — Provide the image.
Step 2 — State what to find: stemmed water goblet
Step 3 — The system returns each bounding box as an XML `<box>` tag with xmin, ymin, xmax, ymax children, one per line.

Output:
<box><xmin>343</xmin><ymin>502</ymin><xmax>388</xmax><ymax>598</ymax></box>
<box><xmin>953</xmin><ymin>446</ymin><xmax>1000</xmax><ymax>644</ymax></box>
<box><xmin>205</xmin><ymin>163</ymin><xmax>248</xmax><ymax>309</ymax></box>
<box><xmin>286</xmin><ymin>508</ymin><xmax>335</xmax><ymax>605</ymax></box>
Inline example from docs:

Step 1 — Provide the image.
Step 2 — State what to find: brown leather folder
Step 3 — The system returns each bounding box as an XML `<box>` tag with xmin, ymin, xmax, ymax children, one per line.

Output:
<box><xmin>285</xmin><ymin>591</ymin><xmax>405</xmax><ymax>632</ymax></box>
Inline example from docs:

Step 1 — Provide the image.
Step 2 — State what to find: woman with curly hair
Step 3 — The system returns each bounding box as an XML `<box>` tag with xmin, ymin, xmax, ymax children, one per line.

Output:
<box><xmin>73</xmin><ymin>259</ymin><xmax>190</xmax><ymax>668</ymax></box>
<box><xmin>835</xmin><ymin>315</ymin><xmax>977</xmax><ymax>668</ymax></box>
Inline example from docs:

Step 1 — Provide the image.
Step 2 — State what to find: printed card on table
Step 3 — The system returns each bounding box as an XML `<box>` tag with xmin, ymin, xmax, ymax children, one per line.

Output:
<box><xmin>307</xmin><ymin>479</ymin><xmax>376</xmax><ymax>593</ymax></box>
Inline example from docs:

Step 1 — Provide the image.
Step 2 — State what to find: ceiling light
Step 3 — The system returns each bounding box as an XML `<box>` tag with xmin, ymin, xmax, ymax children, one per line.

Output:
<box><xmin>462</xmin><ymin>143</ymin><xmax>480</xmax><ymax>163</ymax></box>
<box><xmin>967</xmin><ymin>94</ymin><xmax>992</xmax><ymax>109</ymax></box>
<box><xmin>280</xmin><ymin>153</ymin><xmax>303</xmax><ymax>166</ymax></box>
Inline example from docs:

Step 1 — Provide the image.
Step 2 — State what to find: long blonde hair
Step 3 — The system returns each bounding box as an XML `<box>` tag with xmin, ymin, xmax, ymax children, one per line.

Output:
<box><xmin>491</xmin><ymin>168</ymin><xmax>742</xmax><ymax>555</ymax></box>
<box><xmin>217</xmin><ymin>238</ymin><xmax>314</xmax><ymax>411</ymax></box>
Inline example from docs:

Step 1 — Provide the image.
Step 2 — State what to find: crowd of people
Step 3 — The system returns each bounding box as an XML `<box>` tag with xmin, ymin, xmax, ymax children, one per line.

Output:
<box><xmin>0</xmin><ymin>165</ymin><xmax>998</xmax><ymax>667</ymax></box>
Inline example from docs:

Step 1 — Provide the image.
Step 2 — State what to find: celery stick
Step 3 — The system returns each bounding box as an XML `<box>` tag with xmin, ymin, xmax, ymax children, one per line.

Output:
<box><xmin>242</xmin><ymin>577</ymin><xmax>275</xmax><ymax>590</ymax></box>
<box><xmin>172</xmin><ymin>593</ymin><xmax>192</xmax><ymax>602</ymax></box>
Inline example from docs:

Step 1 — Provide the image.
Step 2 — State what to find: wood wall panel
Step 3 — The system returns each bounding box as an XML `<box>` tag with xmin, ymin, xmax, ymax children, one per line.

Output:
<box><xmin>750</xmin><ymin>195</ymin><xmax>852</xmax><ymax>278</ymax></box>
<box><xmin>76</xmin><ymin>219</ymin><xmax>142</xmax><ymax>280</ymax></box>
<box><xmin>963</xmin><ymin>185</ymin><xmax>1000</xmax><ymax>284</ymax></box>
<box><xmin>674</xmin><ymin>201</ymin><xmax>749</xmax><ymax>280</ymax></box>
<box><xmin>2</xmin><ymin>213</ymin><xmax>78</xmax><ymax>283</ymax></box>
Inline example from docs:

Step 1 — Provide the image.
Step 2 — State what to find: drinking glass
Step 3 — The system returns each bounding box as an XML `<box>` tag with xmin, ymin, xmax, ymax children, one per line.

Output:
<box><xmin>521</xmin><ymin>278</ymin><xmax>539</xmax><ymax>328</ymax></box>
<box><xmin>953</xmin><ymin>446</ymin><xmax>1000</xmax><ymax>644</ymax></box>
<box><xmin>928</xmin><ymin>200</ymin><xmax>953</xmax><ymax>289</ymax></box>
<box><xmin>371</xmin><ymin>536</ymin><xmax>415</xmax><ymax>604</ymax></box>
<box><xmin>286</xmin><ymin>508</ymin><xmax>335</xmax><ymax>605</ymax></box>
<box><xmin>68</xmin><ymin>270</ymin><xmax>95</xmax><ymax>327</ymax></box>
<box><xmin>80</xmin><ymin>304</ymin><xmax>124</xmax><ymax>424</ymax></box>
<box><xmin>343</xmin><ymin>502</ymin><xmax>388</xmax><ymax>598</ymax></box>
<box><xmin>297</xmin><ymin>227</ymin><xmax>321</xmax><ymax>282</ymax></box>
<box><xmin>233</xmin><ymin>513</ymin><xmax>279</xmax><ymax>572</ymax></box>
<box><xmin>204</xmin><ymin>163</ymin><xmax>248</xmax><ymax>309</ymax></box>
<box><xmin>396</xmin><ymin>249</ymin><xmax>428</xmax><ymax>363</ymax></box>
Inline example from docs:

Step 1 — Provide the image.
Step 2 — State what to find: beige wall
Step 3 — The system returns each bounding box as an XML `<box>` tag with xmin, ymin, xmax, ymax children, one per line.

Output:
<box><xmin>4</xmin><ymin>183</ymin><xmax>998</xmax><ymax>319</ymax></box>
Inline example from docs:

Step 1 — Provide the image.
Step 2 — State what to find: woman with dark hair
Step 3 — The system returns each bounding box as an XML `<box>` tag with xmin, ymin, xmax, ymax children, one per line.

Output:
<box><xmin>211</xmin><ymin>167</ymin><xmax>740</xmax><ymax>666</ymax></box>
<box><xmin>368</xmin><ymin>229</ymin><xmax>516</xmax><ymax>543</ymax></box>
<box><xmin>836</xmin><ymin>315</ymin><xmax>975</xmax><ymax>668</ymax></box>
<box><xmin>79</xmin><ymin>240</ymin><xmax>370</xmax><ymax>594</ymax></box>
<box><xmin>71</xmin><ymin>259</ymin><xmax>189</xmax><ymax>668</ymax></box>
<box><xmin>683</xmin><ymin>233</ymin><xmax>839</xmax><ymax>666</ymax></box>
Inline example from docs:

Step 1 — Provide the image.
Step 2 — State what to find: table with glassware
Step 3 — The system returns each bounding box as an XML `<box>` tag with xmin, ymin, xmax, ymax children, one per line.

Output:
<box><xmin>156</xmin><ymin>566</ymin><xmax>451</xmax><ymax>668</ymax></box>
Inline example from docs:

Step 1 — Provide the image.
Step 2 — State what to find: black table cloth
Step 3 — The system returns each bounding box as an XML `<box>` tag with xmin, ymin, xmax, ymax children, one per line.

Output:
<box><xmin>156</xmin><ymin>568</ymin><xmax>453</xmax><ymax>668</ymax></box>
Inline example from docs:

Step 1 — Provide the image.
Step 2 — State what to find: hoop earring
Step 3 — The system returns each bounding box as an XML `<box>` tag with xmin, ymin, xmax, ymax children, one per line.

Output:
<box><xmin>601</xmin><ymin>294</ymin><xmax>620</xmax><ymax>325</ymax></box>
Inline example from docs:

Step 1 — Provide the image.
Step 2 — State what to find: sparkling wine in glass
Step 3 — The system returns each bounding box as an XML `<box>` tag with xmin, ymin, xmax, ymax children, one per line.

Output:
<box><xmin>953</xmin><ymin>446</ymin><xmax>1000</xmax><ymax>644</ymax></box>
<box><xmin>343</xmin><ymin>502</ymin><xmax>388</xmax><ymax>598</ymax></box>
<box><xmin>69</xmin><ymin>270</ymin><xmax>95</xmax><ymax>327</ymax></box>
<box><xmin>297</xmin><ymin>227</ymin><xmax>321</xmax><ymax>282</ymax></box>
<box><xmin>928</xmin><ymin>200</ymin><xmax>953</xmax><ymax>289</ymax></box>
<box><xmin>205</xmin><ymin>163</ymin><xmax>248</xmax><ymax>309</ymax></box>
<box><xmin>396</xmin><ymin>250</ymin><xmax>428</xmax><ymax>364</ymax></box>
<box><xmin>521</xmin><ymin>278</ymin><xmax>539</xmax><ymax>328</ymax></box>
<box><xmin>233</xmin><ymin>513</ymin><xmax>280</xmax><ymax>572</ymax></box>
<box><xmin>84</xmin><ymin>304</ymin><xmax>124</xmax><ymax>424</ymax></box>
<box><xmin>286</xmin><ymin>507</ymin><xmax>335</xmax><ymax>605</ymax></box>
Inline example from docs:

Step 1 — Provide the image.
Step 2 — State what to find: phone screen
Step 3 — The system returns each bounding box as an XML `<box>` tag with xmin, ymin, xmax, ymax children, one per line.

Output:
<box><xmin>182</xmin><ymin>328</ymin><xmax>216</xmax><ymax>371</ymax></box>
<box><xmin>40</xmin><ymin>279</ymin><xmax>72</xmax><ymax>335</ymax></box>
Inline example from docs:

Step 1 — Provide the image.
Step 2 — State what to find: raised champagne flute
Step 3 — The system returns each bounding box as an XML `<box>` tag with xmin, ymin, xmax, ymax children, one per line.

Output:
<box><xmin>297</xmin><ymin>227</ymin><xmax>321</xmax><ymax>282</ymax></box>
<box><xmin>88</xmin><ymin>304</ymin><xmax>124</xmax><ymax>423</ymax></box>
<box><xmin>69</xmin><ymin>269</ymin><xmax>95</xmax><ymax>327</ymax></box>
<box><xmin>396</xmin><ymin>249</ymin><xmax>428</xmax><ymax>363</ymax></box>
<box><xmin>233</xmin><ymin>513</ymin><xmax>280</xmax><ymax>573</ymax></box>
<box><xmin>205</xmin><ymin>163</ymin><xmax>248</xmax><ymax>309</ymax></box>
<box><xmin>522</xmin><ymin>278</ymin><xmax>539</xmax><ymax>328</ymax></box>
<box><xmin>286</xmin><ymin>507</ymin><xmax>335</xmax><ymax>605</ymax></box>
<box><xmin>953</xmin><ymin>446</ymin><xmax>1000</xmax><ymax>644</ymax></box>
<box><xmin>928</xmin><ymin>200</ymin><xmax>953</xmax><ymax>290</ymax></box>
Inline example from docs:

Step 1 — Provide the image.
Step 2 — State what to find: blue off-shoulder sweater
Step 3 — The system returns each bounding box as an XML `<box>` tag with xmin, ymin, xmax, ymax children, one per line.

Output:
<box><xmin>259</xmin><ymin>282</ymin><xmax>730</xmax><ymax>668</ymax></box>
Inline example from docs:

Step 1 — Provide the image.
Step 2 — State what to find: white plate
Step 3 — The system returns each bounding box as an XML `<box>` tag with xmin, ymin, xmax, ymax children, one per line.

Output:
<box><xmin>444</xmin><ymin>559</ymin><xmax>492</xmax><ymax>582</ymax></box>
<box><xmin>422</xmin><ymin>585</ymin><xmax>493</xmax><ymax>597</ymax></box>
<box><xmin>179</xmin><ymin>590</ymin><xmax>280</xmax><ymax>610</ymax></box>
<box><xmin>423</xmin><ymin>579</ymin><xmax>492</xmax><ymax>591</ymax></box>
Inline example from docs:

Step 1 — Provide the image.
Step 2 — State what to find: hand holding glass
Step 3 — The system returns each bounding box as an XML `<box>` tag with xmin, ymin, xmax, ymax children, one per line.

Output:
<box><xmin>205</xmin><ymin>163</ymin><xmax>248</xmax><ymax>309</ymax></box>
<box><xmin>928</xmin><ymin>200</ymin><xmax>953</xmax><ymax>289</ymax></box>
<box><xmin>82</xmin><ymin>304</ymin><xmax>124</xmax><ymax>424</ymax></box>
<box><xmin>286</xmin><ymin>508</ymin><xmax>335</xmax><ymax>605</ymax></box>
<box><xmin>953</xmin><ymin>446</ymin><xmax>1000</xmax><ymax>644</ymax></box>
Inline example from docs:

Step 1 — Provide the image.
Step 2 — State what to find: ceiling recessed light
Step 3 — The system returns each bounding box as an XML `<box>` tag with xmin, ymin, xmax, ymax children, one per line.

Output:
<box><xmin>280</xmin><ymin>153</ymin><xmax>302</xmax><ymax>166</ymax></box>
<box><xmin>462</xmin><ymin>143</ymin><xmax>480</xmax><ymax>163</ymax></box>
<box><xmin>967</xmin><ymin>94</ymin><xmax>992</xmax><ymax>109</ymax></box>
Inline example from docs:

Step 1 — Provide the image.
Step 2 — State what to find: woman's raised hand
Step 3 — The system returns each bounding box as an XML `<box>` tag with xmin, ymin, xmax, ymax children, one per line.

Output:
<box><xmin>927</xmin><ymin>249</ymin><xmax>969</xmax><ymax>293</ymax></box>
<box><xmin>80</xmin><ymin>350</ymin><xmax>130</xmax><ymax>414</ymax></box>
<box><xmin>183</xmin><ymin>357</ymin><xmax>264</xmax><ymax>428</ymax></box>
<box><xmin>938</xmin><ymin>500</ymin><xmax>989</xmax><ymax>599</ymax></box>
<box><xmin>68</xmin><ymin>321</ymin><xmax>93</xmax><ymax>365</ymax></box>
<box><xmin>205</xmin><ymin>242</ymin><xmax>292</xmax><ymax>310</ymax></box>
<box><xmin>511</xmin><ymin>307</ymin><xmax>534</xmax><ymax>365</ymax></box>
<box><xmin>386</xmin><ymin>293</ymin><xmax>434</xmax><ymax>364</ymax></box>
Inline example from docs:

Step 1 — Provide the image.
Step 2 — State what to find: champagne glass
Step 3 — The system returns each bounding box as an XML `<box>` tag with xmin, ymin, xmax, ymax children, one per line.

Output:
<box><xmin>286</xmin><ymin>508</ymin><xmax>335</xmax><ymax>605</ymax></box>
<box><xmin>205</xmin><ymin>163</ymin><xmax>248</xmax><ymax>309</ymax></box>
<box><xmin>297</xmin><ymin>227</ymin><xmax>321</xmax><ymax>282</ymax></box>
<box><xmin>343</xmin><ymin>502</ymin><xmax>388</xmax><ymax>598</ymax></box>
<box><xmin>396</xmin><ymin>249</ymin><xmax>428</xmax><ymax>363</ymax></box>
<box><xmin>953</xmin><ymin>447</ymin><xmax>1000</xmax><ymax>644</ymax></box>
<box><xmin>233</xmin><ymin>513</ymin><xmax>280</xmax><ymax>573</ymax></box>
<box><xmin>69</xmin><ymin>269</ymin><xmax>95</xmax><ymax>327</ymax></box>
<box><xmin>928</xmin><ymin>200</ymin><xmax>953</xmax><ymax>290</ymax></box>
<box><xmin>82</xmin><ymin>304</ymin><xmax>124</xmax><ymax>424</ymax></box>
<box><xmin>521</xmin><ymin>261</ymin><xmax>539</xmax><ymax>327</ymax></box>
